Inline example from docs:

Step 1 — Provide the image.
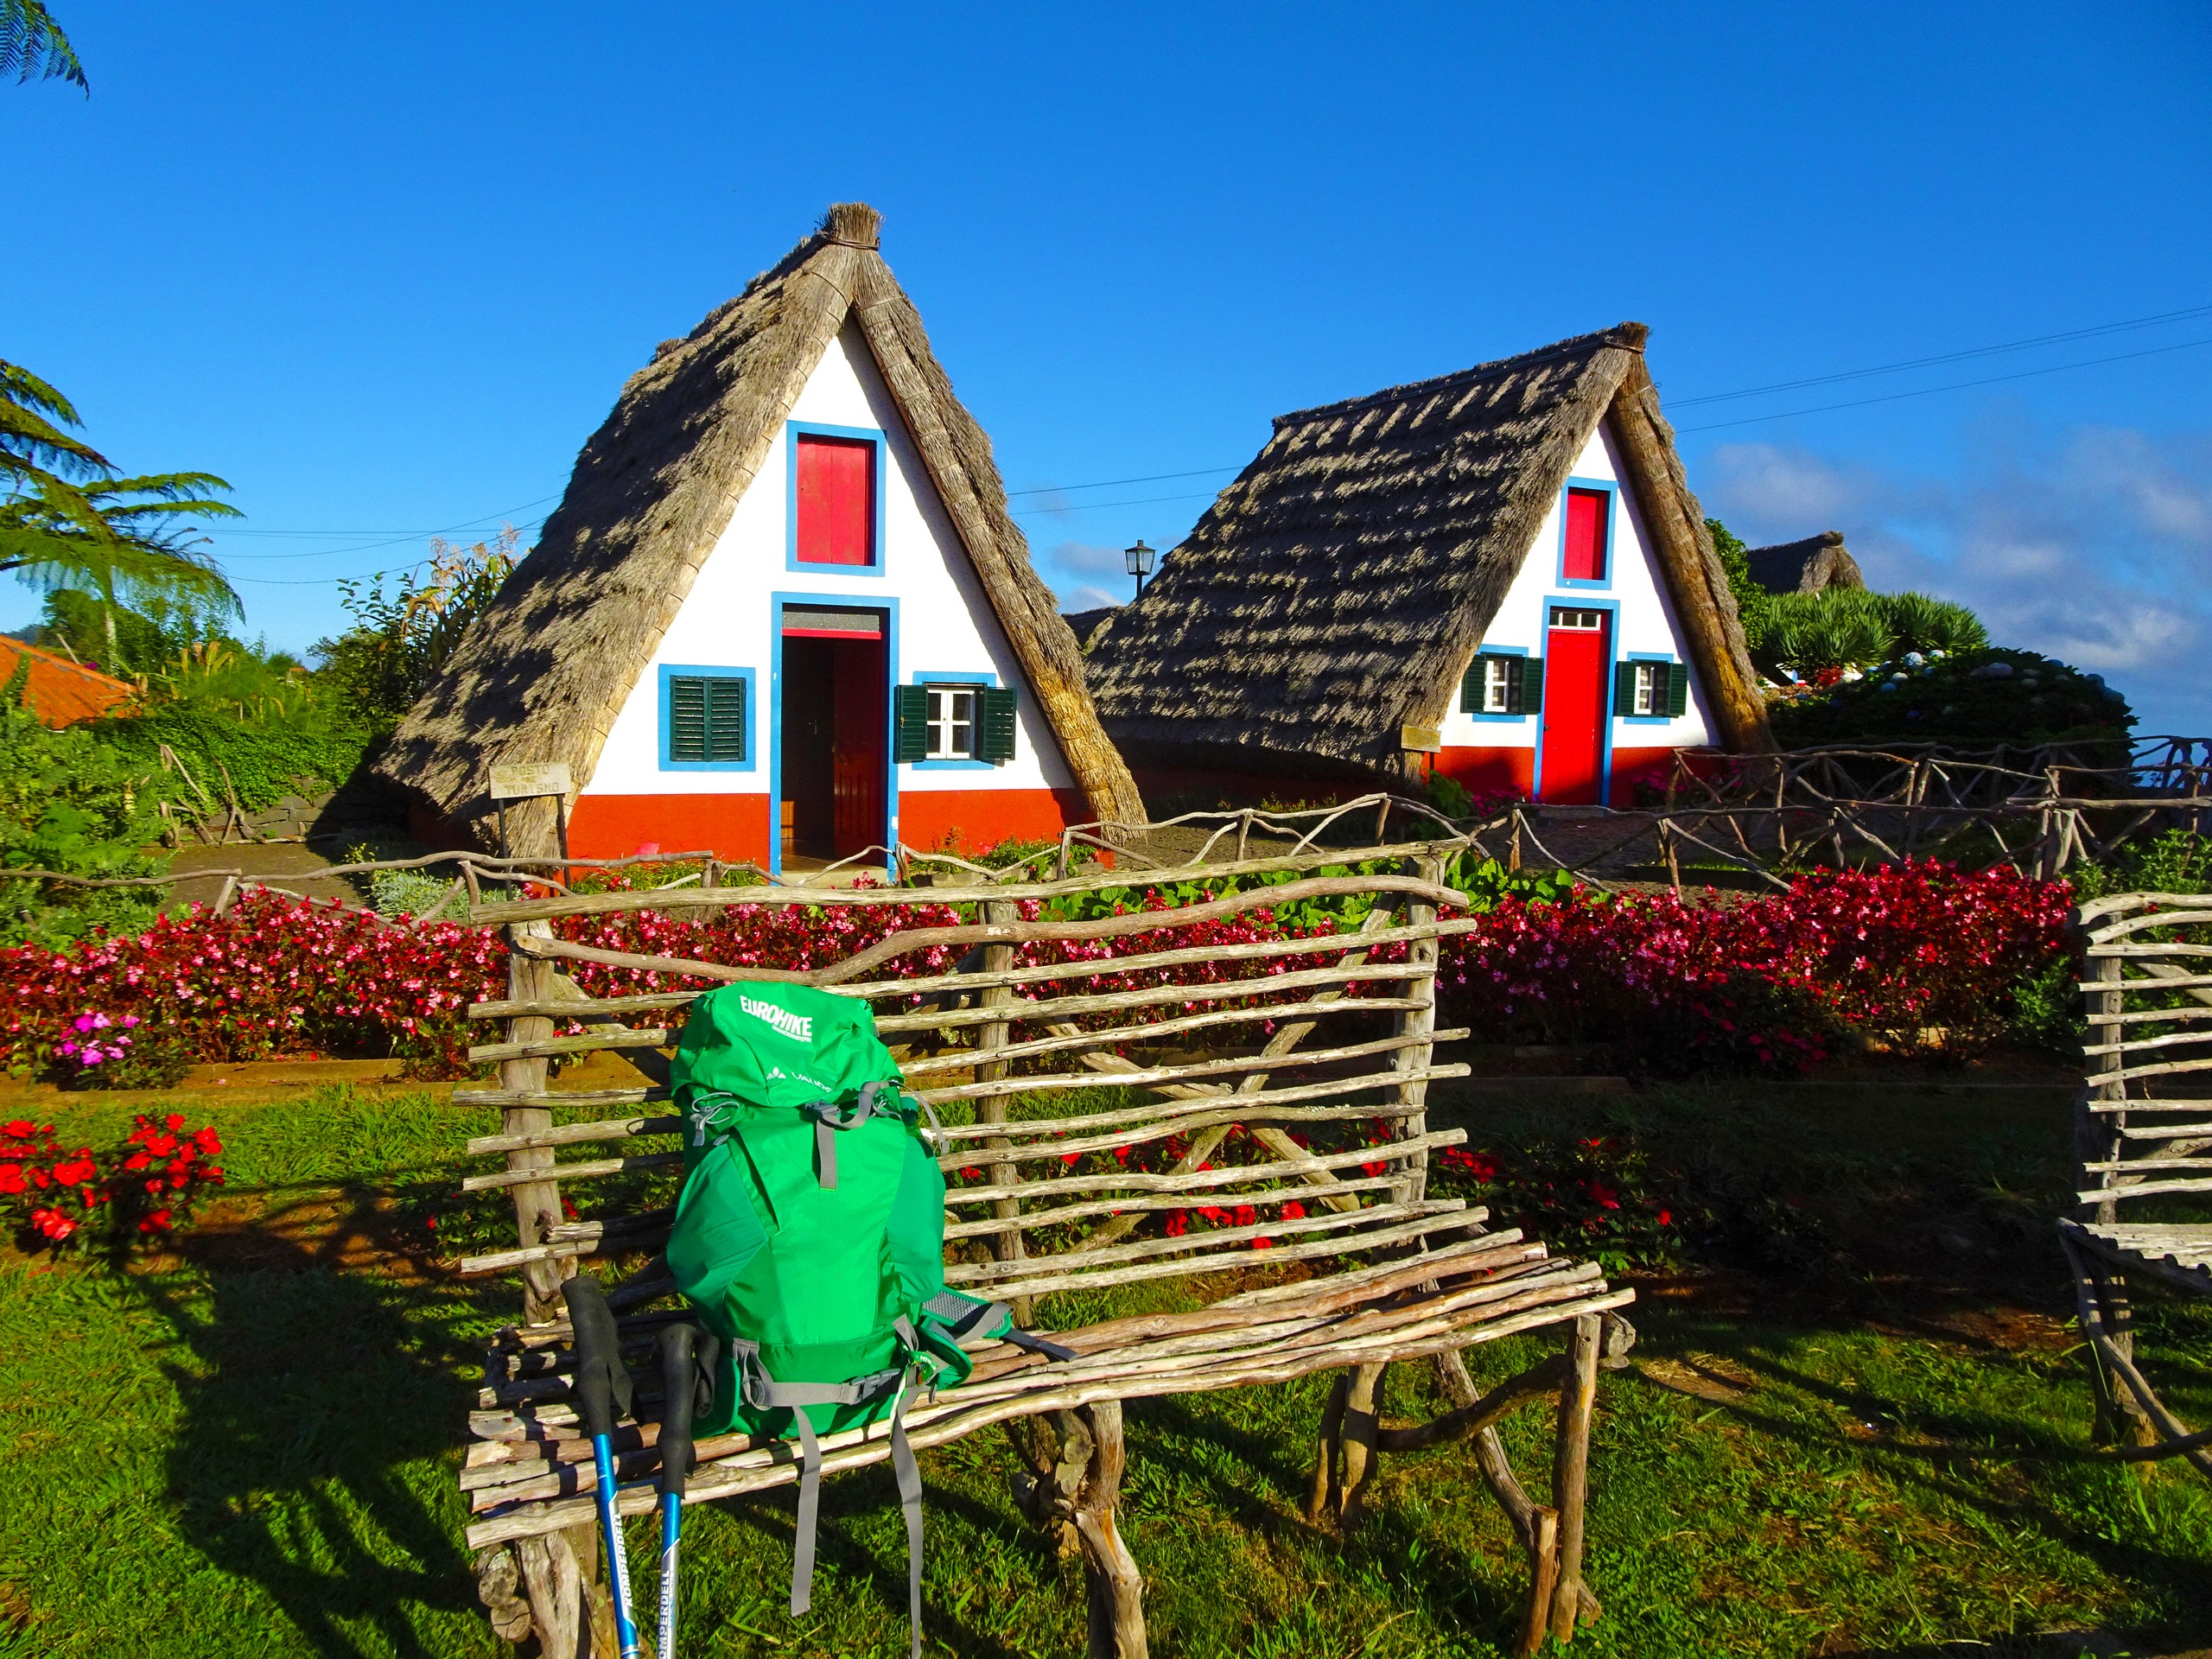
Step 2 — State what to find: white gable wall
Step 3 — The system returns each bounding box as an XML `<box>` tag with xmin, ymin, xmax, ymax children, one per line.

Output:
<box><xmin>1437</xmin><ymin>416</ymin><xmax>1715</xmax><ymax>753</ymax></box>
<box><xmin>585</xmin><ymin>323</ymin><xmax>1077</xmax><ymax>813</ymax></box>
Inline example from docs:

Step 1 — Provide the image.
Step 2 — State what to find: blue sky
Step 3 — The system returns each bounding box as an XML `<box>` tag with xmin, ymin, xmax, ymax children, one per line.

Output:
<box><xmin>10</xmin><ymin>3</ymin><xmax>2212</xmax><ymax>726</ymax></box>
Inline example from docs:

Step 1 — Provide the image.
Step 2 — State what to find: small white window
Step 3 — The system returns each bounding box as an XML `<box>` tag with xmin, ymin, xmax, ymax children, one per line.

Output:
<box><xmin>1549</xmin><ymin>607</ymin><xmax>1605</xmax><ymax>630</ymax></box>
<box><xmin>1482</xmin><ymin>657</ymin><xmax>1514</xmax><ymax>714</ymax></box>
<box><xmin>926</xmin><ymin>684</ymin><xmax>980</xmax><ymax>760</ymax></box>
<box><xmin>1631</xmin><ymin>661</ymin><xmax>1661</xmax><ymax>716</ymax></box>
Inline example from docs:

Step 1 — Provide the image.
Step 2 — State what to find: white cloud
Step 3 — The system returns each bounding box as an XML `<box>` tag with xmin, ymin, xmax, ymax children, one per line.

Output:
<box><xmin>1702</xmin><ymin>421</ymin><xmax>2212</xmax><ymax>732</ymax></box>
<box><xmin>1029</xmin><ymin>539</ymin><xmax>1141</xmax><ymax>613</ymax></box>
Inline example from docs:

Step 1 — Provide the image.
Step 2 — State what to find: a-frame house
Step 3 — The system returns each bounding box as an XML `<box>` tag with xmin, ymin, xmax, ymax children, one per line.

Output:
<box><xmin>1086</xmin><ymin>324</ymin><xmax>1773</xmax><ymax>807</ymax></box>
<box><xmin>378</xmin><ymin>204</ymin><xmax>1144</xmax><ymax>868</ymax></box>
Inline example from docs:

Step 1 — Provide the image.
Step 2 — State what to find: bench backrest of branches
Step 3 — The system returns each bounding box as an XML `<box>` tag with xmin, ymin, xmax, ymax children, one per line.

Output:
<box><xmin>450</xmin><ymin>837</ymin><xmax>1637</xmax><ymax>1656</ymax></box>
<box><xmin>2062</xmin><ymin>893</ymin><xmax>2212</xmax><ymax>1475</ymax></box>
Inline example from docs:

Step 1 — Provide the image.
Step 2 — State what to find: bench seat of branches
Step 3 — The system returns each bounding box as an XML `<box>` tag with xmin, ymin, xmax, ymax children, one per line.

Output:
<box><xmin>452</xmin><ymin>838</ymin><xmax>1634</xmax><ymax>1657</ymax></box>
<box><xmin>2065</xmin><ymin>892</ymin><xmax>2212</xmax><ymax>1477</ymax></box>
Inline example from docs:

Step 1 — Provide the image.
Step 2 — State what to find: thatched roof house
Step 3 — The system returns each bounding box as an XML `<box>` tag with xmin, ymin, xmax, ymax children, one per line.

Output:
<box><xmin>1745</xmin><ymin>531</ymin><xmax>1866</xmax><ymax>595</ymax></box>
<box><xmin>377</xmin><ymin>203</ymin><xmax>1143</xmax><ymax>861</ymax></box>
<box><xmin>1085</xmin><ymin>324</ymin><xmax>1771</xmax><ymax>805</ymax></box>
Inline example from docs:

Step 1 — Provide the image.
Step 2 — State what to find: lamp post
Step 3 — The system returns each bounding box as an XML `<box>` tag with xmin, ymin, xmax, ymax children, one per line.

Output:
<box><xmin>1124</xmin><ymin>538</ymin><xmax>1155</xmax><ymax>601</ymax></box>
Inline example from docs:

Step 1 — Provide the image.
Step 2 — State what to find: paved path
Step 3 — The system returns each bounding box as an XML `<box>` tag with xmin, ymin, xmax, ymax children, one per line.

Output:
<box><xmin>164</xmin><ymin>842</ymin><xmax>359</xmax><ymax>913</ymax></box>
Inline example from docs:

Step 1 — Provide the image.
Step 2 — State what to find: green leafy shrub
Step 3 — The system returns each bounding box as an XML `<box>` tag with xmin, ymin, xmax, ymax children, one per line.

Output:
<box><xmin>1770</xmin><ymin>647</ymin><xmax>2133</xmax><ymax>749</ymax></box>
<box><xmin>1706</xmin><ymin>518</ymin><xmax>1771</xmax><ymax>652</ymax></box>
<box><xmin>1877</xmin><ymin>590</ymin><xmax>1987</xmax><ymax>657</ymax></box>
<box><xmin>0</xmin><ymin>659</ymin><xmax>183</xmax><ymax>946</ymax></box>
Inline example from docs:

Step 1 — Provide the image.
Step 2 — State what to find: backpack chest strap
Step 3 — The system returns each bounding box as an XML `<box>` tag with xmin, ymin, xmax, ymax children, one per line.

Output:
<box><xmin>799</xmin><ymin>1080</ymin><xmax>914</xmax><ymax>1189</ymax></box>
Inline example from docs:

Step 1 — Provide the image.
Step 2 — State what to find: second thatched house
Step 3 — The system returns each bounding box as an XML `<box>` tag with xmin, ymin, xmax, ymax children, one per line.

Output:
<box><xmin>375</xmin><ymin>204</ymin><xmax>1142</xmax><ymax>868</ymax></box>
<box><xmin>1745</xmin><ymin>530</ymin><xmax>1866</xmax><ymax>595</ymax></box>
<box><xmin>1085</xmin><ymin>324</ymin><xmax>1772</xmax><ymax>807</ymax></box>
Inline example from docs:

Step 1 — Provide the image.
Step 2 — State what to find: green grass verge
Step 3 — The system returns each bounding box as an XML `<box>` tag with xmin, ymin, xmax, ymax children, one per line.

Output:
<box><xmin>0</xmin><ymin>1084</ymin><xmax>2207</xmax><ymax>1657</ymax></box>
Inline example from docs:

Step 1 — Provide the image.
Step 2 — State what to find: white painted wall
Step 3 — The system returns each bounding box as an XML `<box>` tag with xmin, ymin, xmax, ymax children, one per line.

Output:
<box><xmin>1437</xmin><ymin>416</ymin><xmax>1716</xmax><ymax>750</ymax></box>
<box><xmin>584</xmin><ymin>322</ymin><xmax>1077</xmax><ymax>810</ymax></box>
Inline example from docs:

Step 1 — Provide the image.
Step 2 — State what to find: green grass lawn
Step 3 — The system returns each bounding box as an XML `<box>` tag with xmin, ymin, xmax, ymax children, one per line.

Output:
<box><xmin>1</xmin><ymin>1082</ymin><xmax>2207</xmax><ymax>1658</ymax></box>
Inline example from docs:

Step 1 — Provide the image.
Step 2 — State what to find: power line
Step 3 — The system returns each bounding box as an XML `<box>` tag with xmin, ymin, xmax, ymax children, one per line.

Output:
<box><xmin>1669</xmin><ymin>302</ymin><xmax>2212</xmax><ymax>408</ymax></box>
<box><xmin>1005</xmin><ymin>465</ymin><xmax>1239</xmax><ymax>499</ymax></box>
<box><xmin>209</xmin><ymin>493</ymin><xmax>563</xmax><ymax>559</ymax></box>
<box><xmin>1675</xmin><ymin>335</ymin><xmax>2212</xmax><ymax>435</ymax></box>
<box><xmin>1010</xmin><ymin>489</ymin><xmax>1225</xmax><ymax>518</ymax></box>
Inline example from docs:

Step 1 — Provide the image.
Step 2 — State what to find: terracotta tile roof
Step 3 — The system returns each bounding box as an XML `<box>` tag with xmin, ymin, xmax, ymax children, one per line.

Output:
<box><xmin>0</xmin><ymin>636</ymin><xmax>137</xmax><ymax>728</ymax></box>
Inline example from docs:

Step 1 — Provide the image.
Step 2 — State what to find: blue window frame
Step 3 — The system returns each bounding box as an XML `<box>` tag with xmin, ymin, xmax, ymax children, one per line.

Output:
<box><xmin>1554</xmin><ymin>476</ymin><xmax>1619</xmax><ymax>591</ymax></box>
<box><xmin>658</xmin><ymin>664</ymin><xmax>758</xmax><ymax>771</ymax></box>
<box><xmin>785</xmin><ymin>420</ymin><xmax>889</xmax><ymax>576</ymax></box>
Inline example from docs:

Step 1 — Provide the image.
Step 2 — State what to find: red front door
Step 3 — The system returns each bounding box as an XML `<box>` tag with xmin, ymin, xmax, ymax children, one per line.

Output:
<box><xmin>830</xmin><ymin>636</ymin><xmax>886</xmax><ymax>855</ymax></box>
<box><xmin>1539</xmin><ymin>607</ymin><xmax>1611</xmax><ymax>804</ymax></box>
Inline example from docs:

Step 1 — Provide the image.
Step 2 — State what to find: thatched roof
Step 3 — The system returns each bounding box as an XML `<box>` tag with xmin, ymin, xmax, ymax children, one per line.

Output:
<box><xmin>1745</xmin><ymin>531</ymin><xmax>1865</xmax><ymax>595</ymax></box>
<box><xmin>1061</xmin><ymin>607</ymin><xmax>1120</xmax><ymax>653</ymax></box>
<box><xmin>1086</xmin><ymin>325</ymin><xmax>1773</xmax><ymax>781</ymax></box>
<box><xmin>375</xmin><ymin>204</ymin><xmax>1144</xmax><ymax>851</ymax></box>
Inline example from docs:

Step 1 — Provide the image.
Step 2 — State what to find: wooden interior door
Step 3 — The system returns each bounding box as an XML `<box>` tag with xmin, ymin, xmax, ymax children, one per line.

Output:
<box><xmin>1539</xmin><ymin>608</ymin><xmax>1610</xmax><ymax>804</ymax></box>
<box><xmin>830</xmin><ymin>636</ymin><xmax>886</xmax><ymax>855</ymax></box>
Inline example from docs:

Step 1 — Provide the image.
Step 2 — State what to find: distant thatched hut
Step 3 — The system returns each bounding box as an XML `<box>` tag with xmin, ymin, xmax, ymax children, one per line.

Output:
<box><xmin>376</xmin><ymin>204</ymin><xmax>1142</xmax><ymax>868</ymax></box>
<box><xmin>1085</xmin><ymin>324</ymin><xmax>1771</xmax><ymax>807</ymax></box>
<box><xmin>1745</xmin><ymin>531</ymin><xmax>1866</xmax><ymax>595</ymax></box>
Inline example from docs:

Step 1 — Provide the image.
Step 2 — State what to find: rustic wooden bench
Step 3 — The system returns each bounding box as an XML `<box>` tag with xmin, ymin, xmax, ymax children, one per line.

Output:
<box><xmin>2063</xmin><ymin>891</ymin><xmax>2212</xmax><ymax>1475</ymax></box>
<box><xmin>450</xmin><ymin>834</ymin><xmax>1635</xmax><ymax>1656</ymax></box>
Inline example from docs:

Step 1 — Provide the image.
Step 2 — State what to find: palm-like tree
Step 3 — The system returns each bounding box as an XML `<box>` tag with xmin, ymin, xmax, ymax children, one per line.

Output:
<box><xmin>0</xmin><ymin>0</ymin><xmax>85</xmax><ymax>91</ymax></box>
<box><xmin>1</xmin><ymin>360</ymin><xmax>241</xmax><ymax>661</ymax></box>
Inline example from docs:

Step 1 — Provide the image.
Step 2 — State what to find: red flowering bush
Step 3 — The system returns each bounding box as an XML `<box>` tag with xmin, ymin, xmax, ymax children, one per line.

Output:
<box><xmin>1433</xmin><ymin>1135</ymin><xmax>1684</xmax><ymax>1268</ymax></box>
<box><xmin>0</xmin><ymin>1112</ymin><xmax>224</xmax><ymax>1251</ymax></box>
<box><xmin>1437</xmin><ymin>859</ymin><xmax>2071</xmax><ymax>1073</ymax></box>
<box><xmin>0</xmin><ymin>859</ymin><xmax>2069</xmax><ymax>1088</ymax></box>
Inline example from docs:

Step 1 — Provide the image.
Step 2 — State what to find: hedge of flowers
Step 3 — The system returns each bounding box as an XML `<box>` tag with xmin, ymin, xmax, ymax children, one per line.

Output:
<box><xmin>0</xmin><ymin>859</ymin><xmax>2072</xmax><ymax>1086</ymax></box>
<box><xmin>1440</xmin><ymin>859</ymin><xmax>2072</xmax><ymax>1072</ymax></box>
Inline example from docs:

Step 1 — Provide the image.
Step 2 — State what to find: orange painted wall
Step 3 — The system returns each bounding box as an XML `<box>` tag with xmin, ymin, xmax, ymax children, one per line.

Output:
<box><xmin>569</xmin><ymin>794</ymin><xmax>775</xmax><ymax>861</ymax></box>
<box><xmin>567</xmin><ymin>788</ymin><xmax>1083</xmax><ymax>863</ymax></box>
<box><xmin>896</xmin><ymin>787</ymin><xmax>1086</xmax><ymax>857</ymax></box>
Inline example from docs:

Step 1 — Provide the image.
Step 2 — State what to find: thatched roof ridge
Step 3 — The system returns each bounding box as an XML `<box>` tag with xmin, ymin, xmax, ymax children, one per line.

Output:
<box><xmin>1745</xmin><ymin>530</ymin><xmax>1865</xmax><ymax>595</ymax></box>
<box><xmin>1086</xmin><ymin>325</ymin><xmax>1771</xmax><ymax>779</ymax></box>
<box><xmin>375</xmin><ymin>203</ymin><xmax>1143</xmax><ymax>850</ymax></box>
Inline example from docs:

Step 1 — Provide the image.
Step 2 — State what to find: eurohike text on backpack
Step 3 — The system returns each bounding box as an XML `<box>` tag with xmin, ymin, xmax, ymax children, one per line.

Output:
<box><xmin>659</xmin><ymin>980</ymin><xmax>1073</xmax><ymax>1656</ymax></box>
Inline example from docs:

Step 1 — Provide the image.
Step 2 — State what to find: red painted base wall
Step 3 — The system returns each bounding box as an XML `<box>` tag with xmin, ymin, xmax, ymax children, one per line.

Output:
<box><xmin>897</xmin><ymin>788</ymin><xmax>1089</xmax><ymax>857</ymax></box>
<box><xmin>1434</xmin><ymin>744</ymin><xmax>1682</xmax><ymax>807</ymax></box>
<box><xmin>566</xmin><ymin>789</ymin><xmax>1084</xmax><ymax>863</ymax></box>
<box><xmin>569</xmin><ymin>795</ymin><xmax>776</xmax><ymax>861</ymax></box>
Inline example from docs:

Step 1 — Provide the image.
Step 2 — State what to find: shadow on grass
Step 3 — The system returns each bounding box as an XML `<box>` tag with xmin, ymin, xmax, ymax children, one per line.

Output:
<box><xmin>130</xmin><ymin>1186</ymin><xmax>499</xmax><ymax>1659</ymax></box>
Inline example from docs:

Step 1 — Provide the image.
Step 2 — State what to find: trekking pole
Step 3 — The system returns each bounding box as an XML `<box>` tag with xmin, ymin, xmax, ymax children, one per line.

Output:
<box><xmin>655</xmin><ymin>1323</ymin><xmax>702</xmax><ymax>1659</ymax></box>
<box><xmin>563</xmin><ymin>1274</ymin><xmax>642</xmax><ymax>1659</ymax></box>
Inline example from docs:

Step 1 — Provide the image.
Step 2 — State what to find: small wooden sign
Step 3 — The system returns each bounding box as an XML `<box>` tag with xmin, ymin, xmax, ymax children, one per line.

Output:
<box><xmin>489</xmin><ymin>761</ymin><xmax>573</xmax><ymax>802</ymax></box>
<box><xmin>1400</xmin><ymin>724</ymin><xmax>1442</xmax><ymax>753</ymax></box>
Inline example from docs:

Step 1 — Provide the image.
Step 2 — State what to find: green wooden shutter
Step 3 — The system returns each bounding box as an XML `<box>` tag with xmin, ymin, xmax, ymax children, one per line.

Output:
<box><xmin>1460</xmin><ymin>658</ymin><xmax>1483</xmax><ymax>715</ymax></box>
<box><xmin>1613</xmin><ymin>660</ymin><xmax>1641</xmax><ymax>716</ymax></box>
<box><xmin>979</xmin><ymin>687</ymin><xmax>1018</xmax><ymax>763</ymax></box>
<box><xmin>705</xmin><ymin>677</ymin><xmax>747</xmax><ymax>761</ymax></box>
<box><xmin>668</xmin><ymin>676</ymin><xmax>708</xmax><ymax>761</ymax></box>
<box><xmin>893</xmin><ymin>684</ymin><xmax>931</xmax><ymax>763</ymax></box>
<box><xmin>1666</xmin><ymin>661</ymin><xmax>1691</xmax><ymax>717</ymax></box>
<box><xmin>1515</xmin><ymin>657</ymin><xmax>1542</xmax><ymax>716</ymax></box>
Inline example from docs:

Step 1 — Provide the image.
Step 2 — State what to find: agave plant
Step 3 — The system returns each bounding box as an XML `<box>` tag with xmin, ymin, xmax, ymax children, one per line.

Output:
<box><xmin>1878</xmin><ymin>590</ymin><xmax>1987</xmax><ymax>656</ymax></box>
<box><xmin>1768</xmin><ymin>589</ymin><xmax>1890</xmax><ymax>673</ymax></box>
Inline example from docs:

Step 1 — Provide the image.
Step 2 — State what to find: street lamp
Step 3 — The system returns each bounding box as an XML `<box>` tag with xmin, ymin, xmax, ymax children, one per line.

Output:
<box><xmin>1124</xmin><ymin>538</ymin><xmax>1156</xmax><ymax>601</ymax></box>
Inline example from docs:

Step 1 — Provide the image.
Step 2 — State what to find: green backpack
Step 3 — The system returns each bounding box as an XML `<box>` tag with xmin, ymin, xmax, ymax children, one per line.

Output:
<box><xmin>665</xmin><ymin>980</ymin><xmax>1068</xmax><ymax>1652</ymax></box>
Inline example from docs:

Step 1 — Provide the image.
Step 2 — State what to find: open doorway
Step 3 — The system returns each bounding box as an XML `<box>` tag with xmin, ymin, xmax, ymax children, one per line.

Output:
<box><xmin>779</xmin><ymin>607</ymin><xmax>887</xmax><ymax>865</ymax></box>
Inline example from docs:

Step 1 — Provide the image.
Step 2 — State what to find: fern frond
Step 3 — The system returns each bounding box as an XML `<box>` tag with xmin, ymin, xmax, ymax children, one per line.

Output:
<box><xmin>0</xmin><ymin>0</ymin><xmax>86</xmax><ymax>91</ymax></box>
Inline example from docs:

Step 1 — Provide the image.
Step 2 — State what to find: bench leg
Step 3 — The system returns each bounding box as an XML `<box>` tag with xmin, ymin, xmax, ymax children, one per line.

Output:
<box><xmin>1008</xmin><ymin>1405</ymin><xmax>1148</xmax><ymax>1659</ymax></box>
<box><xmin>1072</xmin><ymin>1402</ymin><xmax>1147</xmax><ymax>1659</ymax></box>
<box><xmin>1338</xmin><ymin>1363</ymin><xmax>1389</xmax><ymax>1529</ymax></box>
<box><xmin>515</xmin><ymin>1529</ymin><xmax>587</xmax><ymax>1658</ymax></box>
<box><xmin>1446</xmin><ymin>1351</ymin><xmax>1603</xmax><ymax>1635</ymax></box>
<box><xmin>2063</xmin><ymin>1236</ymin><xmax>2159</xmax><ymax>1450</ymax></box>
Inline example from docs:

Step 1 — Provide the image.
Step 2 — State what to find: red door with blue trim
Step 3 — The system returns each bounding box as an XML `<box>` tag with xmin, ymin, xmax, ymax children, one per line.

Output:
<box><xmin>1539</xmin><ymin>607</ymin><xmax>1610</xmax><ymax>804</ymax></box>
